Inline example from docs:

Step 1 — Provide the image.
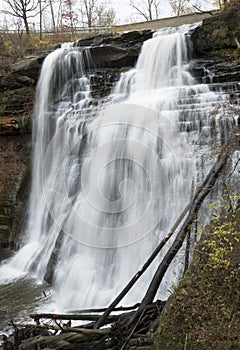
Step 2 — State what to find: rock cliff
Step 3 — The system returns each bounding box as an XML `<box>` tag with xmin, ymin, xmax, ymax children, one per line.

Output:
<box><xmin>0</xmin><ymin>73</ymin><xmax>33</xmax><ymax>247</ymax></box>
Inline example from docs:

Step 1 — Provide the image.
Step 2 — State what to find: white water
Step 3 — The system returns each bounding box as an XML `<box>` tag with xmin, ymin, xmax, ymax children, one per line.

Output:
<box><xmin>0</xmin><ymin>25</ymin><xmax>225</xmax><ymax>311</ymax></box>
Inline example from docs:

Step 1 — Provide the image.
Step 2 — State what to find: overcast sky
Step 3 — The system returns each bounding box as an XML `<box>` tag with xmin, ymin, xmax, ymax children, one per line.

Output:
<box><xmin>0</xmin><ymin>0</ymin><xmax>215</xmax><ymax>29</ymax></box>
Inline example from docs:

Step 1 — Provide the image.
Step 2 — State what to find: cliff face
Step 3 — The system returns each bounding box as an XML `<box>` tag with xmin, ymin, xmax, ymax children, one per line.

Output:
<box><xmin>0</xmin><ymin>71</ymin><xmax>34</xmax><ymax>248</ymax></box>
<box><xmin>0</xmin><ymin>135</ymin><xmax>31</xmax><ymax>248</ymax></box>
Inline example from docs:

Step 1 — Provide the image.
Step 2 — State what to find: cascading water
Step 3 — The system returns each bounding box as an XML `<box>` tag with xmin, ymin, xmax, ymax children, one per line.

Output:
<box><xmin>0</xmin><ymin>24</ymin><xmax>225</xmax><ymax>312</ymax></box>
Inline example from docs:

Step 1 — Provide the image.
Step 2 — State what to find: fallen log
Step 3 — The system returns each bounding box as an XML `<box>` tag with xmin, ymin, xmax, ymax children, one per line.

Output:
<box><xmin>132</xmin><ymin>140</ymin><xmax>231</xmax><ymax>320</ymax></box>
<box><xmin>30</xmin><ymin>312</ymin><xmax>118</xmax><ymax>323</ymax></box>
<box><xmin>67</xmin><ymin>302</ymin><xmax>140</xmax><ymax>314</ymax></box>
<box><xmin>14</xmin><ymin>323</ymin><xmax>111</xmax><ymax>335</ymax></box>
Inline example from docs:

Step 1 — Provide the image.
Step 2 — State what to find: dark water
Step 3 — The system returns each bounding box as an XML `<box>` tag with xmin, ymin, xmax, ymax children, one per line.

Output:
<box><xmin>0</xmin><ymin>249</ymin><xmax>51</xmax><ymax>334</ymax></box>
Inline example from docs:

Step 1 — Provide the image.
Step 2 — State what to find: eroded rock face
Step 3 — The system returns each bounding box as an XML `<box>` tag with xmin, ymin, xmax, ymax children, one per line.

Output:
<box><xmin>191</xmin><ymin>3</ymin><xmax>240</xmax><ymax>56</ymax></box>
<box><xmin>11</xmin><ymin>31</ymin><xmax>153</xmax><ymax>82</ymax></box>
<box><xmin>77</xmin><ymin>30</ymin><xmax>152</xmax><ymax>69</ymax></box>
<box><xmin>0</xmin><ymin>73</ymin><xmax>33</xmax><ymax>247</ymax></box>
<box><xmin>0</xmin><ymin>135</ymin><xmax>31</xmax><ymax>248</ymax></box>
<box><xmin>191</xmin><ymin>57</ymin><xmax>240</xmax><ymax>84</ymax></box>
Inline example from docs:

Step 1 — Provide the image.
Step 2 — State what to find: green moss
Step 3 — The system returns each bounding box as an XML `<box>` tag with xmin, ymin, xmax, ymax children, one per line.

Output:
<box><xmin>18</xmin><ymin>113</ymin><xmax>32</xmax><ymax>133</ymax></box>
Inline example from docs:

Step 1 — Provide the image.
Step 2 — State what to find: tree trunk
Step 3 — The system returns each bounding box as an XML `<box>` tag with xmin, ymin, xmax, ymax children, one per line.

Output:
<box><xmin>49</xmin><ymin>0</ymin><xmax>56</xmax><ymax>30</ymax></box>
<box><xmin>23</xmin><ymin>13</ymin><xmax>30</xmax><ymax>35</ymax></box>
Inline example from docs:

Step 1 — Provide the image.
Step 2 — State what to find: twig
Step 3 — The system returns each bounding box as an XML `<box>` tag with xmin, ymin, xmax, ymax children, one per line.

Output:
<box><xmin>120</xmin><ymin>310</ymin><xmax>145</xmax><ymax>350</ymax></box>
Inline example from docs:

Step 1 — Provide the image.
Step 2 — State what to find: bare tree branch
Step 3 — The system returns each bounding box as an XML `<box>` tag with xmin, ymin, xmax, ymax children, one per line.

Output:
<box><xmin>4</xmin><ymin>0</ymin><xmax>40</xmax><ymax>34</ymax></box>
<box><xmin>130</xmin><ymin>0</ymin><xmax>160</xmax><ymax>21</ymax></box>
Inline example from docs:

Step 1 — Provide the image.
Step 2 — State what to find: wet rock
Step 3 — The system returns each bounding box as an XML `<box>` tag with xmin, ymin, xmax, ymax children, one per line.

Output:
<box><xmin>191</xmin><ymin>57</ymin><xmax>240</xmax><ymax>84</ymax></box>
<box><xmin>89</xmin><ymin>69</ymin><xmax>121</xmax><ymax>98</ymax></box>
<box><xmin>89</xmin><ymin>45</ymin><xmax>139</xmax><ymax>68</ymax></box>
<box><xmin>10</xmin><ymin>31</ymin><xmax>152</xmax><ymax>83</ymax></box>
<box><xmin>77</xmin><ymin>30</ymin><xmax>152</xmax><ymax>69</ymax></box>
<box><xmin>76</xmin><ymin>30</ymin><xmax>152</xmax><ymax>48</ymax></box>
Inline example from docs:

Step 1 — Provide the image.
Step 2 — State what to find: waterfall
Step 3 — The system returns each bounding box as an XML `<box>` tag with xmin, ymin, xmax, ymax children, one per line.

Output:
<box><xmin>0</xmin><ymin>25</ymin><xmax>223</xmax><ymax>311</ymax></box>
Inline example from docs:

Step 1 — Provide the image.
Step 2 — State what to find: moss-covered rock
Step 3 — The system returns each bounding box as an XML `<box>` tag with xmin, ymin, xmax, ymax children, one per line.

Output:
<box><xmin>192</xmin><ymin>2</ymin><xmax>240</xmax><ymax>56</ymax></box>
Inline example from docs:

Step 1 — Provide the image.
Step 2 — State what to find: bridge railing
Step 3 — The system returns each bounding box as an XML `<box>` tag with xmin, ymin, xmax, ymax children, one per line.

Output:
<box><xmin>0</xmin><ymin>26</ymin><xmax>112</xmax><ymax>35</ymax></box>
<box><xmin>0</xmin><ymin>11</ymin><xmax>216</xmax><ymax>36</ymax></box>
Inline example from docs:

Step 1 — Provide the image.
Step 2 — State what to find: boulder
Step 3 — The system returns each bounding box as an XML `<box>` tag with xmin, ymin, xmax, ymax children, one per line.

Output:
<box><xmin>11</xmin><ymin>55</ymin><xmax>44</xmax><ymax>82</ymax></box>
<box><xmin>11</xmin><ymin>45</ymin><xmax>57</xmax><ymax>82</ymax></box>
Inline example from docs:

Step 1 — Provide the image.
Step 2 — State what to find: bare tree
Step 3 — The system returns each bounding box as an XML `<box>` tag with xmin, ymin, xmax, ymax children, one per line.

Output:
<box><xmin>94</xmin><ymin>5</ymin><xmax>115</xmax><ymax>26</ymax></box>
<box><xmin>129</xmin><ymin>0</ymin><xmax>161</xmax><ymax>21</ymax></box>
<box><xmin>169</xmin><ymin>0</ymin><xmax>196</xmax><ymax>16</ymax></box>
<box><xmin>80</xmin><ymin>0</ymin><xmax>115</xmax><ymax>27</ymax></box>
<box><xmin>49</xmin><ymin>0</ymin><xmax>56</xmax><ymax>30</ymax></box>
<box><xmin>81</xmin><ymin>0</ymin><xmax>95</xmax><ymax>27</ymax></box>
<box><xmin>61</xmin><ymin>0</ymin><xmax>77</xmax><ymax>34</ymax></box>
<box><xmin>3</xmin><ymin>0</ymin><xmax>39</xmax><ymax>34</ymax></box>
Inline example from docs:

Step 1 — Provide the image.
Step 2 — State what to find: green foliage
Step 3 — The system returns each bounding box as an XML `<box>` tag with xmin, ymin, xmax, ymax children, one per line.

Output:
<box><xmin>155</xmin><ymin>192</ymin><xmax>240</xmax><ymax>350</ymax></box>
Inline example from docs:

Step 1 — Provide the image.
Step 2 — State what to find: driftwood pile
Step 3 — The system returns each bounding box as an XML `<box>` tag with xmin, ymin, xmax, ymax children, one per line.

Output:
<box><xmin>2</xmin><ymin>131</ymin><xmax>238</xmax><ymax>350</ymax></box>
<box><xmin>3</xmin><ymin>301</ymin><xmax>165</xmax><ymax>350</ymax></box>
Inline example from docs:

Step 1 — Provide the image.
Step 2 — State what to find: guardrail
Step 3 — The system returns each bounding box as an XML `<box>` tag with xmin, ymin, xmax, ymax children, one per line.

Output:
<box><xmin>0</xmin><ymin>26</ymin><xmax>112</xmax><ymax>35</ymax></box>
<box><xmin>0</xmin><ymin>11</ymin><xmax>216</xmax><ymax>36</ymax></box>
